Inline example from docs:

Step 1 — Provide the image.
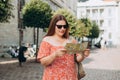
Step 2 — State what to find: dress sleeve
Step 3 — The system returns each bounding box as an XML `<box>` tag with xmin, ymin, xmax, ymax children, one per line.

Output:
<box><xmin>37</xmin><ymin>41</ymin><xmax>51</xmax><ymax>61</ymax></box>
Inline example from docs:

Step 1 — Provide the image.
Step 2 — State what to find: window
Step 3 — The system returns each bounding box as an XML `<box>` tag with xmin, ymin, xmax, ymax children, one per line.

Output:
<box><xmin>100</xmin><ymin>9</ymin><xmax>104</xmax><ymax>16</ymax></box>
<box><xmin>86</xmin><ymin>9</ymin><xmax>90</xmax><ymax>14</ymax></box>
<box><xmin>100</xmin><ymin>20</ymin><xmax>104</xmax><ymax>27</ymax></box>
<box><xmin>92</xmin><ymin>9</ymin><xmax>98</xmax><ymax>17</ymax></box>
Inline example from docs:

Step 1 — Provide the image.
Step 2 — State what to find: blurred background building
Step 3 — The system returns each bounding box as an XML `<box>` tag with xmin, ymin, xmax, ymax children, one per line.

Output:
<box><xmin>77</xmin><ymin>0</ymin><xmax>120</xmax><ymax>46</ymax></box>
<box><xmin>0</xmin><ymin>0</ymin><xmax>77</xmax><ymax>46</ymax></box>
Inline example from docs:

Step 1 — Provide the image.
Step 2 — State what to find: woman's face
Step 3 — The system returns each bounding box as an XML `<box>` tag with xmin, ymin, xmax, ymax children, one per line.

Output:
<box><xmin>54</xmin><ymin>20</ymin><xmax>67</xmax><ymax>37</ymax></box>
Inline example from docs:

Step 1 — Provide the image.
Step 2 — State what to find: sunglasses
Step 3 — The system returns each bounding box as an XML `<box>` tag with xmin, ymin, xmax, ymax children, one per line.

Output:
<box><xmin>56</xmin><ymin>25</ymin><xmax>68</xmax><ymax>29</ymax></box>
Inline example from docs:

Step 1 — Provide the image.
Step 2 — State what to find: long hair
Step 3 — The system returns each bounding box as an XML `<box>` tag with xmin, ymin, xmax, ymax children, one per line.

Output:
<box><xmin>45</xmin><ymin>14</ymin><xmax>69</xmax><ymax>38</ymax></box>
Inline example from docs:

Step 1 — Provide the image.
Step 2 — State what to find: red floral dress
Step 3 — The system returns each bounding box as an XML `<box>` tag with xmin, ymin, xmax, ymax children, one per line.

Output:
<box><xmin>37</xmin><ymin>41</ymin><xmax>77</xmax><ymax>80</ymax></box>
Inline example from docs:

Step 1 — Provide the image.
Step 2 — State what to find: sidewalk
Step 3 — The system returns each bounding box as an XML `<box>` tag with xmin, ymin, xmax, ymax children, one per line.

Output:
<box><xmin>0</xmin><ymin>47</ymin><xmax>120</xmax><ymax>80</ymax></box>
<box><xmin>82</xmin><ymin>47</ymin><xmax>120</xmax><ymax>80</ymax></box>
<box><xmin>0</xmin><ymin>57</ymin><xmax>43</xmax><ymax>80</ymax></box>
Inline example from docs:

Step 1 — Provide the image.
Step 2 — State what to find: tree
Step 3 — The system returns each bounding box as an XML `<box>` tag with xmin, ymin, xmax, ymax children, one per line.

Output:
<box><xmin>53</xmin><ymin>8</ymin><xmax>77</xmax><ymax>36</ymax></box>
<box><xmin>76</xmin><ymin>18</ymin><xmax>92</xmax><ymax>42</ymax></box>
<box><xmin>87</xmin><ymin>22</ymin><xmax>100</xmax><ymax>48</ymax></box>
<box><xmin>22</xmin><ymin>0</ymin><xmax>52</xmax><ymax>28</ymax></box>
<box><xmin>22</xmin><ymin>0</ymin><xmax>52</xmax><ymax>56</ymax></box>
<box><xmin>81</xmin><ymin>18</ymin><xmax>92</xmax><ymax>29</ymax></box>
<box><xmin>75</xmin><ymin>19</ymin><xmax>91</xmax><ymax>39</ymax></box>
<box><xmin>87</xmin><ymin>22</ymin><xmax>100</xmax><ymax>39</ymax></box>
<box><xmin>0</xmin><ymin>0</ymin><xmax>14</xmax><ymax>23</ymax></box>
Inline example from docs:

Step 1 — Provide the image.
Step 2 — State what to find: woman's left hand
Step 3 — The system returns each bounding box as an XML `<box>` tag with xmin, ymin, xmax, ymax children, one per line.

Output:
<box><xmin>76</xmin><ymin>49</ymin><xmax>90</xmax><ymax>62</ymax></box>
<box><xmin>76</xmin><ymin>53</ymin><xmax>84</xmax><ymax>62</ymax></box>
<box><xmin>84</xmin><ymin>49</ymin><xmax>90</xmax><ymax>57</ymax></box>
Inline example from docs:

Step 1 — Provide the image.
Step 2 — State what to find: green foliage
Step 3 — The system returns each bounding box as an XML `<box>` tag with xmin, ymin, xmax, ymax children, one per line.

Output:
<box><xmin>22</xmin><ymin>0</ymin><xmax>52</xmax><ymax>28</ymax></box>
<box><xmin>0</xmin><ymin>0</ymin><xmax>14</xmax><ymax>23</ymax></box>
<box><xmin>81</xmin><ymin>18</ymin><xmax>92</xmax><ymax>28</ymax></box>
<box><xmin>53</xmin><ymin>8</ymin><xmax>77</xmax><ymax>36</ymax></box>
<box><xmin>75</xmin><ymin>20</ymin><xmax>87</xmax><ymax>38</ymax></box>
<box><xmin>87</xmin><ymin>22</ymin><xmax>100</xmax><ymax>38</ymax></box>
<box><xmin>75</xmin><ymin>18</ymin><xmax>92</xmax><ymax>38</ymax></box>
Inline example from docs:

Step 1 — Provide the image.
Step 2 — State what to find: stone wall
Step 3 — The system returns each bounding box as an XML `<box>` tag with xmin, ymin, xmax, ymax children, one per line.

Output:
<box><xmin>0</xmin><ymin>0</ymin><xmax>45</xmax><ymax>47</ymax></box>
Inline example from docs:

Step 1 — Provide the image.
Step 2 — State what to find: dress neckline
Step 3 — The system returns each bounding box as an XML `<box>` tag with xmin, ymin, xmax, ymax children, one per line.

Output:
<box><xmin>42</xmin><ymin>40</ymin><xmax>68</xmax><ymax>47</ymax></box>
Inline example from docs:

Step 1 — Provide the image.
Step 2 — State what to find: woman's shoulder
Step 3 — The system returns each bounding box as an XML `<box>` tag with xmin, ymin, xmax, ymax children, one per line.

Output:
<box><xmin>41</xmin><ymin>36</ymin><xmax>54</xmax><ymax>45</ymax></box>
<box><xmin>39</xmin><ymin>37</ymin><xmax>51</xmax><ymax>47</ymax></box>
<box><xmin>42</xmin><ymin>36</ymin><xmax>52</xmax><ymax>42</ymax></box>
<box><xmin>42</xmin><ymin>36</ymin><xmax>63</xmax><ymax>47</ymax></box>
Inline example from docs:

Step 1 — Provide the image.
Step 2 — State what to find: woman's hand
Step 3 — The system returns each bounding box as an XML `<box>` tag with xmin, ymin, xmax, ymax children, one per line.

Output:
<box><xmin>76</xmin><ymin>49</ymin><xmax>90</xmax><ymax>62</ymax></box>
<box><xmin>40</xmin><ymin>48</ymin><xmax>67</xmax><ymax>66</ymax></box>
<box><xmin>84</xmin><ymin>49</ymin><xmax>90</xmax><ymax>57</ymax></box>
<box><xmin>76</xmin><ymin>53</ymin><xmax>84</xmax><ymax>62</ymax></box>
<box><xmin>55</xmin><ymin>48</ymin><xmax>67</xmax><ymax>57</ymax></box>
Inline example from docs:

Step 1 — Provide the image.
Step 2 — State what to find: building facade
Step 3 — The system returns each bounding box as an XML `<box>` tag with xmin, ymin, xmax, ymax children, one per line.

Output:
<box><xmin>77</xmin><ymin>0</ymin><xmax>120</xmax><ymax>46</ymax></box>
<box><xmin>43</xmin><ymin>0</ymin><xmax>77</xmax><ymax>15</ymax></box>
<box><xmin>0</xmin><ymin>0</ymin><xmax>77</xmax><ymax>47</ymax></box>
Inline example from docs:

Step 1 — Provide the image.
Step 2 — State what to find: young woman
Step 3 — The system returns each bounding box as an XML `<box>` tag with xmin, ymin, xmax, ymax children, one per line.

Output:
<box><xmin>37</xmin><ymin>14</ymin><xmax>89</xmax><ymax>80</ymax></box>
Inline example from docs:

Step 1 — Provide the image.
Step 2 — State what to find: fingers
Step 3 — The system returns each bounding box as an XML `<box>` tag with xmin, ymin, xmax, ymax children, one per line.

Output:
<box><xmin>61</xmin><ymin>49</ymin><xmax>67</xmax><ymax>53</ymax></box>
<box><xmin>55</xmin><ymin>49</ymin><xmax>67</xmax><ymax>57</ymax></box>
<box><xmin>84</xmin><ymin>49</ymin><xmax>90</xmax><ymax>57</ymax></box>
<box><xmin>76</xmin><ymin>54</ymin><xmax>84</xmax><ymax>62</ymax></box>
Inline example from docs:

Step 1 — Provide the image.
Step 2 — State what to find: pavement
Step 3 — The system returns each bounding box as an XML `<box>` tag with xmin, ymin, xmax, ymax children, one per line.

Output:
<box><xmin>0</xmin><ymin>57</ymin><xmax>43</xmax><ymax>80</ymax></box>
<box><xmin>0</xmin><ymin>47</ymin><xmax>120</xmax><ymax>80</ymax></box>
<box><xmin>82</xmin><ymin>47</ymin><xmax>120</xmax><ymax>80</ymax></box>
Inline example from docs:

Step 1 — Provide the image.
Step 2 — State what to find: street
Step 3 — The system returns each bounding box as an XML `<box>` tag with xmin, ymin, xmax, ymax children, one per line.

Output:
<box><xmin>0</xmin><ymin>47</ymin><xmax>120</xmax><ymax>80</ymax></box>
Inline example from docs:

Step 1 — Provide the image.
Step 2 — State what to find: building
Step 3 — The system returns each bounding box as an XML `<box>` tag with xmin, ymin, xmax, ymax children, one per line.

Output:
<box><xmin>77</xmin><ymin>0</ymin><xmax>120</xmax><ymax>46</ymax></box>
<box><xmin>0</xmin><ymin>0</ymin><xmax>77</xmax><ymax>47</ymax></box>
<box><xmin>43</xmin><ymin>0</ymin><xmax>77</xmax><ymax>15</ymax></box>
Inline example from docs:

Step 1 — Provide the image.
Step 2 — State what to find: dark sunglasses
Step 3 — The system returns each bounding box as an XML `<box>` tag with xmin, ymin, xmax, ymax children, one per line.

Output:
<box><xmin>56</xmin><ymin>25</ymin><xmax>68</xmax><ymax>29</ymax></box>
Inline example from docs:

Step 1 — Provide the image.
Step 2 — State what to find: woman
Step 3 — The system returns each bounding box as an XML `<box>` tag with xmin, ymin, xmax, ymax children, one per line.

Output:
<box><xmin>37</xmin><ymin>14</ymin><xmax>89</xmax><ymax>80</ymax></box>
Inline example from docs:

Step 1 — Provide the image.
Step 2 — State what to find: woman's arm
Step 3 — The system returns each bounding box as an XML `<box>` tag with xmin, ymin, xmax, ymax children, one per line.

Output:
<box><xmin>40</xmin><ymin>53</ymin><xmax>57</xmax><ymax>66</ymax></box>
<box><xmin>40</xmin><ymin>48</ymin><xmax>67</xmax><ymax>66</ymax></box>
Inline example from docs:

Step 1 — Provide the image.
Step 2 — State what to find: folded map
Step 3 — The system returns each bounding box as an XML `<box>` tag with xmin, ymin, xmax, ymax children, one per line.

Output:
<box><xmin>64</xmin><ymin>42</ymin><xmax>88</xmax><ymax>54</ymax></box>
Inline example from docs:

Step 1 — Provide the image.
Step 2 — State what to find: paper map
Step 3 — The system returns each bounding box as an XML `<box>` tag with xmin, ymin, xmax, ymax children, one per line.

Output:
<box><xmin>64</xmin><ymin>42</ymin><xmax>88</xmax><ymax>54</ymax></box>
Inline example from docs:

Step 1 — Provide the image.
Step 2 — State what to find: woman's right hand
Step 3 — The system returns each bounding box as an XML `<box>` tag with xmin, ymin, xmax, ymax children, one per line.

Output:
<box><xmin>40</xmin><ymin>48</ymin><xmax>67</xmax><ymax>66</ymax></box>
<box><xmin>55</xmin><ymin>48</ymin><xmax>67</xmax><ymax>57</ymax></box>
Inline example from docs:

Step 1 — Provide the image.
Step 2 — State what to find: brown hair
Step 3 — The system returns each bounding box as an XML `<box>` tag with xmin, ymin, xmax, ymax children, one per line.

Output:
<box><xmin>45</xmin><ymin>14</ymin><xmax>69</xmax><ymax>38</ymax></box>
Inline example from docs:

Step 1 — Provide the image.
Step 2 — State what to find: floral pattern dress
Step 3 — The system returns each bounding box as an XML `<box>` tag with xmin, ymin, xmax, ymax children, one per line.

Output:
<box><xmin>37</xmin><ymin>41</ymin><xmax>77</xmax><ymax>80</ymax></box>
